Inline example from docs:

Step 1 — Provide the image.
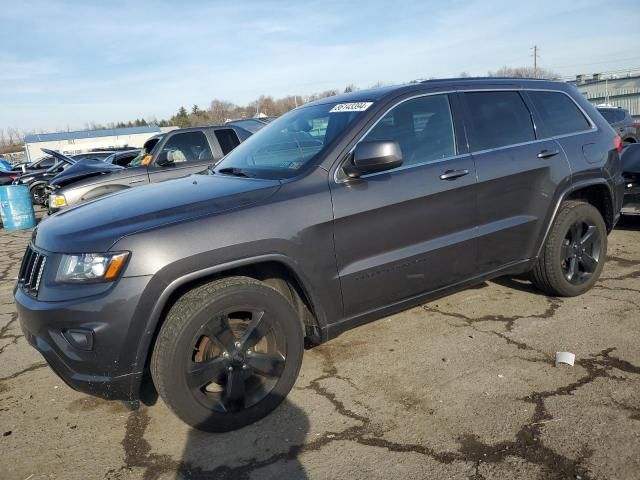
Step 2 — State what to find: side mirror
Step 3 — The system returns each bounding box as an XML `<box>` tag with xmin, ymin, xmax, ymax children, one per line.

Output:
<box><xmin>156</xmin><ymin>151</ymin><xmax>174</xmax><ymax>167</ymax></box>
<box><xmin>343</xmin><ymin>141</ymin><xmax>403</xmax><ymax>178</ymax></box>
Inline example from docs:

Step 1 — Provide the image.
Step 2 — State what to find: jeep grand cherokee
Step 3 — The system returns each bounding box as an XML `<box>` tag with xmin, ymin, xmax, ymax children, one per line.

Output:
<box><xmin>15</xmin><ymin>78</ymin><xmax>624</xmax><ymax>431</ymax></box>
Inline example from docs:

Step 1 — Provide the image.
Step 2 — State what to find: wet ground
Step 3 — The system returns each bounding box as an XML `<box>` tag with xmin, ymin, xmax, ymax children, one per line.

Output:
<box><xmin>1</xmin><ymin>212</ymin><xmax>639</xmax><ymax>480</ymax></box>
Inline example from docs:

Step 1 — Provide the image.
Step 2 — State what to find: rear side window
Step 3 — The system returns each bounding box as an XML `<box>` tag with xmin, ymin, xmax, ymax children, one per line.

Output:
<box><xmin>464</xmin><ymin>91</ymin><xmax>535</xmax><ymax>151</ymax></box>
<box><xmin>215</xmin><ymin>129</ymin><xmax>241</xmax><ymax>155</ymax></box>
<box><xmin>529</xmin><ymin>91</ymin><xmax>591</xmax><ymax>136</ymax></box>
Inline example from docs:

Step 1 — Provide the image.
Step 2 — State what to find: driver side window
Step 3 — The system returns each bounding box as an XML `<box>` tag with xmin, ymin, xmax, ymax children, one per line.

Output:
<box><xmin>364</xmin><ymin>94</ymin><xmax>457</xmax><ymax>166</ymax></box>
<box><xmin>159</xmin><ymin>131</ymin><xmax>213</xmax><ymax>164</ymax></box>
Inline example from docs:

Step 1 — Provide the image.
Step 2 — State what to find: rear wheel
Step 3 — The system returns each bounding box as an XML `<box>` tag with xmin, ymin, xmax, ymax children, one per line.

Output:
<box><xmin>531</xmin><ymin>200</ymin><xmax>607</xmax><ymax>297</ymax></box>
<box><xmin>151</xmin><ymin>276</ymin><xmax>304</xmax><ymax>432</ymax></box>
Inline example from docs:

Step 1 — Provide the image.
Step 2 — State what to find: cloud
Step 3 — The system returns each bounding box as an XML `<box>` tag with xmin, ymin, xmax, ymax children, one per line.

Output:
<box><xmin>1</xmin><ymin>0</ymin><xmax>639</xmax><ymax>131</ymax></box>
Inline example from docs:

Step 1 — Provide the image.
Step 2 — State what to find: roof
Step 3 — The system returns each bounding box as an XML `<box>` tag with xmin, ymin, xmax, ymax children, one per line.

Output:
<box><xmin>306</xmin><ymin>78</ymin><xmax>566</xmax><ymax>107</ymax></box>
<box><xmin>24</xmin><ymin>125</ymin><xmax>161</xmax><ymax>144</ymax></box>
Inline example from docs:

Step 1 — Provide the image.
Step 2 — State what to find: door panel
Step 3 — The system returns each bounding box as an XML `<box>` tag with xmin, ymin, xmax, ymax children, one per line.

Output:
<box><xmin>460</xmin><ymin>90</ymin><xmax>571</xmax><ymax>272</ymax></box>
<box><xmin>330</xmin><ymin>93</ymin><xmax>478</xmax><ymax>317</ymax></box>
<box><xmin>472</xmin><ymin>140</ymin><xmax>569</xmax><ymax>271</ymax></box>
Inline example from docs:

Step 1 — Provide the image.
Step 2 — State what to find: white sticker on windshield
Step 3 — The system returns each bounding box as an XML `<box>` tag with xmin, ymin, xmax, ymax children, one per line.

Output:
<box><xmin>329</xmin><ymin>102</ymin><xmax>373</xmax><ymax>113</ymax></box>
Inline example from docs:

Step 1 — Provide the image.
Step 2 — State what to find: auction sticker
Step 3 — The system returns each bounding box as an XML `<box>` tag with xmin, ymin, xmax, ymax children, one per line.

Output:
<box><xmin>329</xmin><ymin>102</ymin><xmax>373</xmax><ymax>113</ymax></box>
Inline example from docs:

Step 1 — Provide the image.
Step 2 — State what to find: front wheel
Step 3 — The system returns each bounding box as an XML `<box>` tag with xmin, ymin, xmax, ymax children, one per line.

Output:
<box><xmin>531</xmin><ymin>200</ymin><xmax>607</xmax><ymax>297</ymax></box>
<box><xmin>151</xmin><ymin>276</ymin><xmax>304</xmax><ymax>432</ymax></box>
<box><xmin>30</xmin><ymin>184</ymin><xmax>47</xmax><ymax>205</ymax></box>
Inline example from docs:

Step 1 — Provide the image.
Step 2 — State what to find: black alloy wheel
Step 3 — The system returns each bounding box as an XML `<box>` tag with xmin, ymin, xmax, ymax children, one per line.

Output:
<box><xmin>187</xmin><ymin>308</ymin><xmax>286</xmax><ymax>413</ymax></box>
<box><xmin>151</xmin><ymin>276</ymin><xmax>304</xmax><ymax>432</ymax></box>
<box><xmin>531</xmin><ymin>200</ymin><xmax>607</xmax><ymax>297</ymax></box>
<box><xmin>560</xmin><ymin>220</ymin><xmax>601</xmax><ymax>285</ymax></box>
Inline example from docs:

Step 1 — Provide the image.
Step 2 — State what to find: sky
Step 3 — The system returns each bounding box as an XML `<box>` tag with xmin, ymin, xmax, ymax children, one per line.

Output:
<box><xmin>1</xmin><ymin>0</ymin><xmax>639</xmax><ymax>133</ymax></box>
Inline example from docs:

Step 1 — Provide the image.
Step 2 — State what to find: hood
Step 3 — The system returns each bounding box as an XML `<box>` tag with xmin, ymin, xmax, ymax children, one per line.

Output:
<box><xmin>622</xmin><ymin>143</ymin><xmax>640</xmax><ymax>174</ymax></box>
<box><xmin>50</xmin><ymin>158</ymin><xmax>124</xmax><ymax>187</ymax></box>
<box><xmin>36</xmin><ymin>173</ymin><xmax>281</xmax><ymax>253</ymax></box>
<box><xmin>41</xmin><ymin>148</ymin><xmax>76</xmax><ymax>166</ymax></box>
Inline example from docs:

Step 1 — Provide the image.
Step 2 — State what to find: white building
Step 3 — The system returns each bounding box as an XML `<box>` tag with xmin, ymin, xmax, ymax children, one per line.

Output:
<box><xmin>23</xmin><ymin>125</ymin><xmax>161</xmax><ymax>162</ymax></box>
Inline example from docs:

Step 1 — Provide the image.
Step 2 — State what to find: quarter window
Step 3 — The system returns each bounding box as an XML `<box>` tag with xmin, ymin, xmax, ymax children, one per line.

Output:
<box><xmin>464</xmin><ymin>91</ymin><xmax>535</xmax><ymax>151</ymax></box>
<box><xmin>363</xmin><ymin>94</ymin><xmax>457</xmax><ymax>166</ymax></box>
<box><xmin>529</xmin><ymin>91</ymin><xmax>591</xmax><ymax>136</ymax></box>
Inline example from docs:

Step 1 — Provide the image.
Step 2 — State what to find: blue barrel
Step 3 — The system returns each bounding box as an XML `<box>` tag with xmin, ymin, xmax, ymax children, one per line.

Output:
<box><xmin>0</xmin><ymin>185</ymin><xmax>36</xmax><ymax>231</ymax></box>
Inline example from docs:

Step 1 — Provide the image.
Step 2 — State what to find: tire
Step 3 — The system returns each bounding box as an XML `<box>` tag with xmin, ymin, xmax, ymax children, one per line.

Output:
<box><xmin>30</xmin><ymin>184</ymin><xmax>46</xmax><ymax>205</ymax></box>
<box><xmin>531</xmin><ymin>200</ymin><xmax>607</xmax><ymax>297</ymax></box>
<box><xmin>151</xmin><ymin>276</ymin><xmax>304</xmax><ymax>432</ymax></box>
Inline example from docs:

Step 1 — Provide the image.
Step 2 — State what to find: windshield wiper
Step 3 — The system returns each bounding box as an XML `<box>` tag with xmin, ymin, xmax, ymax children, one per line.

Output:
<box><xmin>217</xmin><ymin>167</ymin><xmax>252</xmax><ymax>177</ymax></box>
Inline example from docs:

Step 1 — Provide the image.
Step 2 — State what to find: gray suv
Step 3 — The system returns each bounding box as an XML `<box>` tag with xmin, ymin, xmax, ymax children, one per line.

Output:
<box><xmin>597</xmin><ymin>106</ymin><xmax>638</xmax><ymax>144</ymax></box>
<box><xmin>16</xmin><ymin>78</ymin><xmax>624</xmax><ymax>431</ymax></box>
<box><xmin>47</xmin><ymin>126</ymin><xmax>250</xmax><ymax>212</ymax></box>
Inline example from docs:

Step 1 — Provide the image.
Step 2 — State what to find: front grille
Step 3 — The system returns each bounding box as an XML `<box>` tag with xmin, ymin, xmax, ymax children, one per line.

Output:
<box><xmin>18</xmin><ymin>245</ymin><xmax>47</xmax><ymax>296</ymax></box>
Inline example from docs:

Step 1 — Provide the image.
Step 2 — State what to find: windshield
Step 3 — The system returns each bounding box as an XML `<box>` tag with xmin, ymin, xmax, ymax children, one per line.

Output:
<box><xmin>215</xmin><ymin>102</ymin><xmax>369</xmax><ymax>179</ymax></box>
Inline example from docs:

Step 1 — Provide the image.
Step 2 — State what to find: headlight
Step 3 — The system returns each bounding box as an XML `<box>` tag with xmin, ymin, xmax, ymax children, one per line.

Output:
<box><xmin>56</xmin><ymin>252</ymin><xmax>129</xmax><ymax>283</ymax></box>
<box><xmin>22</xmin><ymin>177</ymin><xmax>35</xmax><ymax>184</ymax></box>
<box><xmin>50</xmin><ymin>194</ymin><xmax>67</xmax><ymax>207</ymax></box>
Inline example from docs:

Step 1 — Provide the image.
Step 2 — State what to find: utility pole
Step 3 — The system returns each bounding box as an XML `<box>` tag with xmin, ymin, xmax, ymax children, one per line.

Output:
<box><xmin>531</xmin><ymin>45</ymin><xmax>539</xmax><ymax>78</ymax></box>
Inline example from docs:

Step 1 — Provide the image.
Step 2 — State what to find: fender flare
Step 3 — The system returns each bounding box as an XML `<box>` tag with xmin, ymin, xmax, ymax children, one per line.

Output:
<box><xmin>535</xmin><ymin>178</ymin><xmax>614</xmax><ymax>258</ymax></box>
<box><xmin>132</xmin><ymin>253</ymin><xmax>328</xmax><ymax>379</ymax></box>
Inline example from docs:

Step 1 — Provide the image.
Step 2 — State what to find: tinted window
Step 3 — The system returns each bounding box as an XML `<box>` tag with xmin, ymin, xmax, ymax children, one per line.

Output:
<box><xmin>364</xmin><ymin>94</ymin><xmax>456</xmax><ymax>166</ymax></box>
<box><xmin>158</xmin><ymin>131</ymin><xmax>213</xmax><ymax>164</ymax></box>
<box><xmin>528</xmin><ymin>91</ymin><xmax>591</xmax><ymax>136</ymax></box>
<box><xmin>598</xmin><ymin>109</ymin><xmax>616</xmax><ymax>123</ymax></box>
<box><xmin>465</xmin><ymin>91</ymin><xmax>535</xmax><ymax>151</ymax></box>
<box><xmin>215</xmin><ymin>129</ymin><xmax>241</xmax><ymax>155</ymax></box>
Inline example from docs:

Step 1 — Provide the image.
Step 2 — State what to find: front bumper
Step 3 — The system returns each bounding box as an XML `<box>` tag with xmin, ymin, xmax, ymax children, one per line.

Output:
<box><xmin>15</xmin><ymin>275</ymin><xmax>152</xmax><ymax>400</ymax></box>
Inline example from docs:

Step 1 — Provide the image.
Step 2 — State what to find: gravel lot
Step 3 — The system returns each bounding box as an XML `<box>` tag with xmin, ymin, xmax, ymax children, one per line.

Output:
<box><xmin>1</xmin><ymin>213</ymin><xmax>639</xmax><ymax>480</ymax></box>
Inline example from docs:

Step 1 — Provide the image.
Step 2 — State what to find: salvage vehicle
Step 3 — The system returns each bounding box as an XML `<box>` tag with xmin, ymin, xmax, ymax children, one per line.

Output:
<box><xmin>48</xmin><ymin>126</ymin><xmax>250</xmax><ymax>212</ymax></box>
<box><xmin>13</xmin><ymin>149</ymin><xmax>78</xmax><ymax>204</ymax></box>
<box><xmin>16</xmin><ymin>78</ymin><xmax>624</xmax><ymax>432</ymax></box>
<box><xmin>621</xmin><ymin>143</ymin><xmax>640</xmax><ymax>214</ymax></box>
<box><xmin>597</xmin><ymin>105</ymin><xmax>638</xmax><ymax>144</ymax></box>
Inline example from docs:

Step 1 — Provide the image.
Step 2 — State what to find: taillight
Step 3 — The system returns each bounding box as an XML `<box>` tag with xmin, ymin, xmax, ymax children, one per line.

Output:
<box><xmin>614</xmin><ymin>136</ymin><xmax>623</xmax><ymax>153</ymax></box>
<box><xmin>634</xmin><ymin>119</ymin><xmax>640</xmax><ymax>128</ymax></box>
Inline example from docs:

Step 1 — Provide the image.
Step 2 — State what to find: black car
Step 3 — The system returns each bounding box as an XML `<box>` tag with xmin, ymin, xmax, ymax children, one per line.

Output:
<box><xmin>13</xmin><ymin>149</ymin><xmax>79</xmax><ymax>204</ymax></box>
<box><xmin>16</xmin><ymin>78</ymin><xmax>624</xmax><ymax>432</ymax></box>
<box><xmin>621</xmin><ymin>143</ymin><xmax>640</xmax><ymax>215</ymax></box>
<box><xmin>597</xmin><ymin>106</ymin><xmax>638</xmax><ymax>144</ymax></box>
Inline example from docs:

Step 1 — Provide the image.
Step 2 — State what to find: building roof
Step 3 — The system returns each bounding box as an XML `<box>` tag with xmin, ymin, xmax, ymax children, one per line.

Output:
<box><xmin>24</xmin><ymin>125</ymin><xmax>161</xmax><ymax>144</ymax></box>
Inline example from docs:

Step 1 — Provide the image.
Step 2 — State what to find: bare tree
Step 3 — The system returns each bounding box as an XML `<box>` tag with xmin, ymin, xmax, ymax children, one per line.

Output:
<box><xmin>488</xmin><ymin>66</ymin><xmax>560</xmax><ymax>80</ymax></box>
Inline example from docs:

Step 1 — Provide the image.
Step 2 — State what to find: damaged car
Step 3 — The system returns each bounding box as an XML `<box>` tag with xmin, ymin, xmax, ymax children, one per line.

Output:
<box><xmin>48</xmin><ymin>126</ymin><xmax>250</xmax><ymax>212</ymax></box>
<box><xmin>621</xmin><ymin>143</ymin><xmax>640</xmax><ymax>215</ymax></box>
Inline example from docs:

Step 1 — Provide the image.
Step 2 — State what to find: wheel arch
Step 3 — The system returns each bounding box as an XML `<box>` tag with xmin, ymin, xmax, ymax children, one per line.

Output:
<box><xmin>536</xmin><ymin>178</ymin><xmax>615</xmax><ymax>259</ymax></box>
<box><xmin>134</xmin><ymin>254</ymin><xmax>327</xmax><ymax>399</ymax></box>
<box><xmin>564</xmin><ymin>181</ymin><xmax>614</xmax><ymax>232</ymax></box>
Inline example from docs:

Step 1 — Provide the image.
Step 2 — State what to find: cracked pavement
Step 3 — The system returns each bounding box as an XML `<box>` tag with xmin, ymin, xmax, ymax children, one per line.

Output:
<box><xmin>1</xmin><ymin>213</ymin><xmax>639</xmax><ymax>480</ymax></box>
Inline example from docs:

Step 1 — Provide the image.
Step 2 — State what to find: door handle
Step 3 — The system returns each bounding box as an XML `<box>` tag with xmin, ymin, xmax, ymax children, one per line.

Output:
<box><xmin>537</xmin><ymin>149</ymin><xmax>560</xmax><ymax>159</ymax></box>
<box><xmin>439</xmin><ymin>169</ymin><xmax>470</xmax><ymax>181</ymax></box>
<box><xmin>129</xmin><ymin>179</ymin><xmax>145</xmax><ymax>184</ymax></box>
